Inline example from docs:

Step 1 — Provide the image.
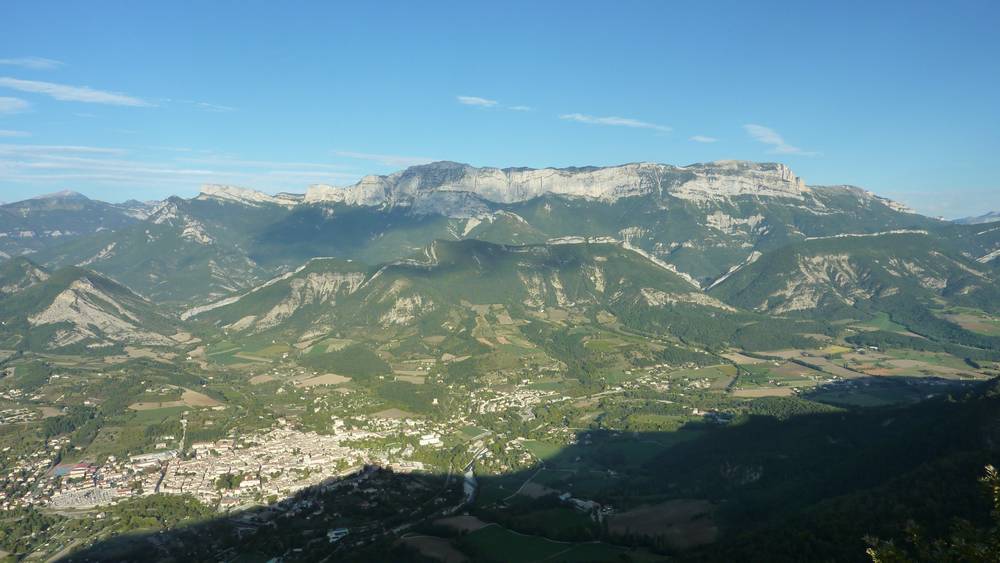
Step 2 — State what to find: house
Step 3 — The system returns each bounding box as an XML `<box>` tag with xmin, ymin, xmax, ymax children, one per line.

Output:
<box><xmin>327</xmin><ymin>528</ymin><xmax>349</xmax><ymax>543</ymax></box>
<box><xmin>418</xmin><ymin>433</ymin><xmax>442</xmax><ymax>447</ymax></box>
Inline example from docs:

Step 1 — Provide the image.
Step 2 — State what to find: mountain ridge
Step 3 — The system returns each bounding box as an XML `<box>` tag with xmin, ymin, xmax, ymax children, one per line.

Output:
<box><xmin>222</xmin><ymin>160</ymin><xmax>818</xmax><ymax>209</ymax></box>
<box><xmin>0</xmin><ymin>258</ymin><xmax>183</xmax><ymax>351</ymax></box>
<box><xmin>956</xmin><ymin>211</ymin><xmax>1000</xmax><ymax>225</ymax></box>
<box><xmin>5</xmin><ymin>159</ymin><xmax>992</xmax><ymax>308</ymax></box>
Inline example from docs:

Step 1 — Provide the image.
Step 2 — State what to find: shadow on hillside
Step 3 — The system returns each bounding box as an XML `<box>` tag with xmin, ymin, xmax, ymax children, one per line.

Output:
<box><xmin>800</xmin><ymin>374</ymin><xmax>984</xmax><ymax>407</ymax></box>
<box><xmin>62</xmin><ymin>378</ymin><xmax>1000</xmax><ymax>563</ymax></box>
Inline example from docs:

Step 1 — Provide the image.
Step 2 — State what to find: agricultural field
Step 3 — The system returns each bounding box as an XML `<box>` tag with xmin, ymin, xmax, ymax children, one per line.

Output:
<box><xmin>608</xmin><ymin>499</ymin><xmax>717</xmax><ymax>550</ymax></box>
<box><xmin>731</xmin><ymin>362</ymin><xmax>827</xmax><ymax>397</ymax></box>
<box><xmin>128</xmin><ymin>387</ymin><xmax>222</xmax><ymax>410</ymax></box>
<box><xmin>937</xmin><ymin>307</ymin><xmax>1000</xmax><ymax>336</ymax></box>
<box><xmin>456</xmin><ymin>524</ymin><xmax>645</xmax><ymax>563</ymax></box>
<box><xmin>293</xmin><ymin>373</ymin><xmax>351</xmax><ymax>387</ymax></box>
<box><xmin>667</xmin><ymin>365</ymin><xmax>738</xmax><ymax>390</ymax></box>
<box><xmin>400</xmin><ymin>535</ymin><xmax>468</xmax><ymax>563</ymax></box>
<box><xmin>852</xmin><ymin>312</ymin><xmax>908</xmax><ymax>333</ymax></box>
<box><xmin>842</xmin><ymin>348</ymin><xmax>982</xmax><ymax>379</ymax></box>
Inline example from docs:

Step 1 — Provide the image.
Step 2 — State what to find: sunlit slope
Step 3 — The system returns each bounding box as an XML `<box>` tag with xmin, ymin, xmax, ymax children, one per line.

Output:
<box><xmin>36</xmin><ymin>196</ymin><xmax>291</xmax><ymax>306</ymax></box>
<box><xmin>0</xmin><ymin>191</ymin><xmax>146</xmax><ymax>258</ymax></box>
<box><xmin>709</xmin><ymin>232</ymin><xmax>1000</xmax><ymax>315</ymax></box>
<box><xmin>17</xmin><ymin>160</ymin><xmax>971</xmax><ymax>308</ymax></box>
<box><xmin>0</xmin><ymin>256</ymin><xmax>50</xmax><ymax>296</ymax></box>
<box><xmin>0</xmin><ymin>262</ymin><xmax>180</xmax><ymax>352</ymax></box>
<box><xmin>190</xmin><ymin>239</ymin><xmax>730</xmax><ymax>336</ymax></box>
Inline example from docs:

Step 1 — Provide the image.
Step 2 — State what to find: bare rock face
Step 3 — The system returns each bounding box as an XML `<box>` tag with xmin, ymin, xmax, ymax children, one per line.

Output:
<box><xmin>671</xmin><ymin>161</ymin><xmax>807</xmax><ymax>203</ymax></box>
<box><xmin>247</xmin><ymin>271</ymin><xmax>366</xmax><ymax>333</ymax></box>
<box><xmin>303</xmin><ymin>160</ymin><xmax>811</xmax><ymax>211</ymax></box>
<box><xmin>206</xmin><ymin>160</ymin><xmax>921</xmax><ymax>224</ymax></box>
<box><xmin>148</xmin><ymin>201</ymin><xmax>215</xmax><ymax>245</ymax></box>
<box><xmin>27</xmin><ymin>276</ymin><xmax>174</xmax><ymax>348</ymax></box>
<box><xmin>198</xmin><ymin>185</ymin><xmax>301</xmax><ymax>207</ymax></box>
<box><xmin>0</xmin><ymin>260</ymin><xmax>49</xmax><ymax>295</ymax></box>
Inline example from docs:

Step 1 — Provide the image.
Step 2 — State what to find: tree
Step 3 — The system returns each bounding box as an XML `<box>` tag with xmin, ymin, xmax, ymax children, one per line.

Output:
<box><xmin>215</xmin><ymin>472</ymin><xmax>244</xmax><ymax>490</ymax></box>
<box><xmin>865</xmin><ymin>465</ymin><xmax>1000</xmax><ymax>562</ymax></box>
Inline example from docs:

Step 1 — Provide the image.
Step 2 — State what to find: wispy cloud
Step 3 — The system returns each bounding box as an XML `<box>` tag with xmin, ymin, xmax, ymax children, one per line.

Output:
<box><xmin>194</xmin><ymin>101</ymin><xmax>236</xmax><ymax>113</ymax></box>
<box><xmin>163</xmin><ymin>98</ymin><xmax>238</xmax><ymax>112</ymax></box>
<box><xmin>0</xmin><ymin>96</ymin><xmax>30</xmax><ymax>114</ymax></box>
<box><xmin>457</xmin><ymin>95</ymin><xmax>531</xmax><ymax>111</ymax></box>
<box><xmin>457</xmin><ymin>95</ymin><xmax>499</xmax><ymax>108</ymax></box>
<box><xmin>0</xmin><ymin>143</ymin><xmax>126</xmax><ymax>155</ymax></box>
<box><xmin>0</xmin><ymin>130</ymin><xmax>29</xmax><ymax>138</ymax></box>
<box><xmin>177</xmin><ymin>156</ymin><xmax>348</xmax><ymax>170</ymax></box>
<box><xmin>560</xmin><ymin>113</ymin><xmax>671</xmax><ymax>133</ymax></box>
<box><xmin>0</xmin><ymin>145</ymin><xmax>359</xmax><ymax>192</ymax></box>
<box><xmin>334</xmin><ymin>150</ymin><xmax>436</xmax><ymax>168</ymax></box>
<box><xmin>0</xmin><ymin>57</ymin><xmax>64</xmax><ymax>70</ymax></box>
<box><xmin>743</xmin><ymin>124</ymin><xmax>816</xmax><ymax>156</ymax></box>
<box><xmin>150</xmin><ymin>146</ymin><xmax>196</xmax><ymax>153</ymax></box>
<box><xmin>0</xmin><ymin>77</ymin><xmax>152</xmax><ymax>107</ymax></box>
<box><xmin>6</xmin><ymin>156</ymin><xmax>214</xmax><ymax>176</ymax></box>
<box><xmin>690</xmin><ymin>135</ymin><xmax>718</xmax><ymax>143</ymax></box>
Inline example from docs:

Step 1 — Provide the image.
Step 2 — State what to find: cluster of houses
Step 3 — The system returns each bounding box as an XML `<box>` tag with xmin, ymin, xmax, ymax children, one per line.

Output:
<box><xmin>0</xmin><ymin>407</ymin><xmax>38</xmax><ymax>424</ymax></box>
<box><xmin>47</xmin><ymin>451</ymin><xmax>175</xmax><ymax>509</ymax></box>
<box><xmin>4</xmin><ymin>406</ymin><xmax>467</xmax><ymax>513</ymax></box>
<box><xmin>159</xmin><ymin>426</ymin><xmax>373</xmax><ymax>508</ymax></box>
<box><xmin>0</xmin><ymin>436</ymin><xmax>69</xmax><ymax>509</ymax></box>
<box><xmin>473</xmin><ymin>385</ymin><xmax>569</xmax><ymax>421</ymax></box>
<box><xmin>34</xmin><ymin>417</ymin><xmax>454</xmax><ymax>512</ymax></box>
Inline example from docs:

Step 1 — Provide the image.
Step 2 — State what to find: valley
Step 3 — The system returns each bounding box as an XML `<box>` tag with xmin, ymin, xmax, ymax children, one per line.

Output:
<box><xmin>0</xmin><ymin>161</ymin><xmax>998</xmax><ymax>561</ymax></box>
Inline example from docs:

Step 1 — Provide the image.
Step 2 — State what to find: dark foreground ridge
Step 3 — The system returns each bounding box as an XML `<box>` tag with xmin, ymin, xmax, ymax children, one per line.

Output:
<box><xmin>63</xmin><ymin>377</ymin><xmax>1000</xmax><ymax>562</ymax></box>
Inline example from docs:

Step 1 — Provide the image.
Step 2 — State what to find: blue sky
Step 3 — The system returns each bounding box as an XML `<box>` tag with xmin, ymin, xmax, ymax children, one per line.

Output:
<box><xmin>0</xmin><ymin>0</ymin><xmax>997</xmax><ymax>217</ymax></box>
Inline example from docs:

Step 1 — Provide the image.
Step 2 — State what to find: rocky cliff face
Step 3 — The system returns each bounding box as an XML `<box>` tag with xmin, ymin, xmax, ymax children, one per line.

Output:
<box><xmin>28</xmin><ymin>276</ymin><xmax>176</xmax><ymax>348</ymax></box>
<box><xmin>198</xmin><ymin>185</ymin><xmax>301</xmax><ymax>207</ymax></box>
<box><xmin>303</xmin><ymin>160</ymin><xmax>811</xmax><ymax>210</ymax></box>
<box><xmin>671</xmin><ymin>161</ymin><xmax>806</xmax><ymax>203</ymax></box>
<box><xmin>0</xmin><ymin>267</ymin><xmax>182</xmax><ymax>350</ymax></box>
<box><xmin>0</xmin><ymin>257</ymin><xmax>49</xmax><ymax>295</ymax></box>
<box><xmin>181</xmin><ymin>160</ymin><xmax>921</xmax><ymax>224</ymax></box>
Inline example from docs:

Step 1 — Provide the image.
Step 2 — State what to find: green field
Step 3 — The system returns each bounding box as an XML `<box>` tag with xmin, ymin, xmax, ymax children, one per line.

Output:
<box><xmin>855</xmin><ymin>312</ymin><xmax>908</xmax><ymax>333</ymax></box>
<box><xmin>505</xmin><ymin>506</ymin><xmax>594</xmax><ymax>539</ymax></box>
<box><xmin>738</xmin><ymin>362</ymin><xmax>825</xmax><ymax>388</ymax></box>
<box><xmin>936</xmin><ymin>307</ymin><xmax>1000</xmax><ymax>336</ymax></box>
<box><xmin>521</xmin><ymin>440</ymin><xmax>564</xmax><ymax>460</ymax></box>
<box><xmin>883</xmin><ymin>348</ymin><xmax>980</xmax><ymax>371</ymax></box>
<box><xmin>668</xmin><ymin>364</ymin><xmax>738</xmax><ymax>390</ymax></box>
<box><xmin>458</xmin><ymin>425</ymin><xmax>491</xmax><ymax>441</ymax></box>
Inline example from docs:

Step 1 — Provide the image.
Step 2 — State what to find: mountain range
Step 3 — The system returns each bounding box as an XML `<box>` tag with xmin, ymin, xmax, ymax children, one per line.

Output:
<box><xmin>1</xmin><ymin>159</ymin><xmax>998</xmax><ymax>358</ymax></box>
<box><xmin>4</xmin><ymin>159</ymin><xmax>1000</xmax><ymax>562</ymax></box>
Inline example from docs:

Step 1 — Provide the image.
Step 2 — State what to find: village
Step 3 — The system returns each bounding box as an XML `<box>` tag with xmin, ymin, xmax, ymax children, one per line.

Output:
<box><xmin>2</xmin><ymin>413</ymin><xmax>456</xmax><ymax>513</ymax></box>
<box><xmin>0</xmin><ymin>360</ymin><xmax>744</xmax><ymax>515</ymax></box>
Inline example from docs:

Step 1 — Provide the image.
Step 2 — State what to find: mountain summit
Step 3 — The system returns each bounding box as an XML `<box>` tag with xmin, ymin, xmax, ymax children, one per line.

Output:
<box><xmin>30</xmin><ymin>189</ymin><xmax>89</xmax><ymax>201</ymax></box>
